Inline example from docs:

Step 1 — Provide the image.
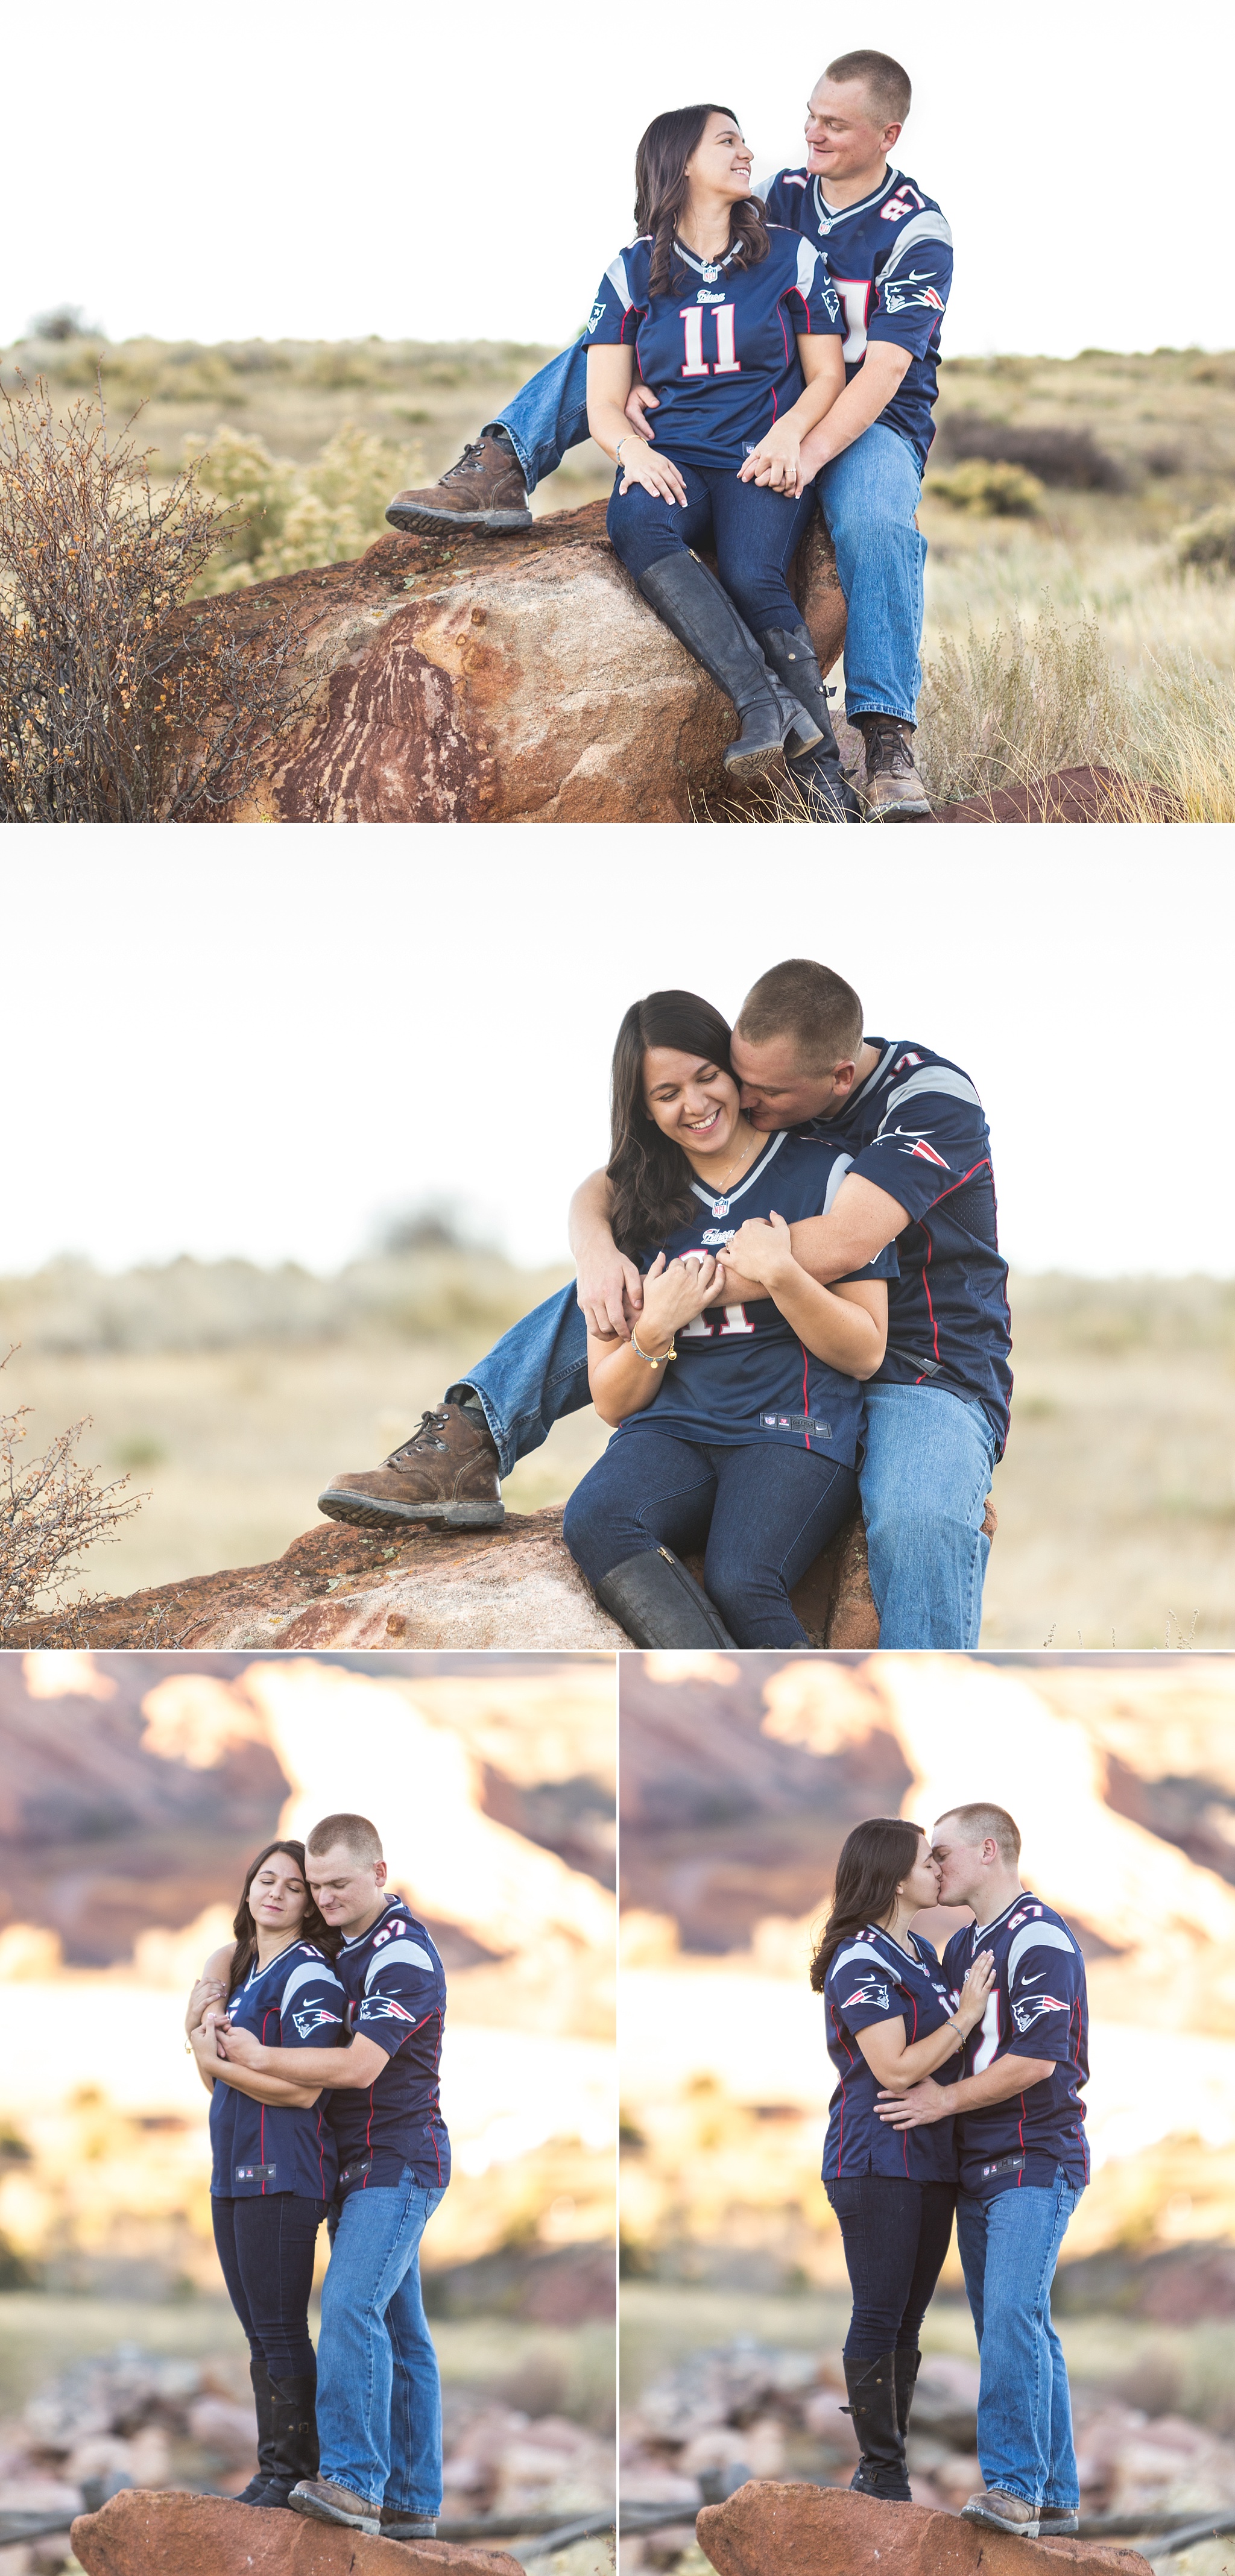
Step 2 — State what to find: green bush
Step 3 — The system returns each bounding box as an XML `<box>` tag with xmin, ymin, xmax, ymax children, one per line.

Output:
<box><xmin>188</xmin><ymin>420</ymin><xmax>424</xmax><ymax>590</ymax></box>
<box><xmin>926</xmin><ymin>457</ymin><xmax>1046</xmax><ymax>516</ymax></box>
<box><xmin>1173</xmin><ymin>503</ymin><xmax>1235</xmax><ymax>574</ymax></box>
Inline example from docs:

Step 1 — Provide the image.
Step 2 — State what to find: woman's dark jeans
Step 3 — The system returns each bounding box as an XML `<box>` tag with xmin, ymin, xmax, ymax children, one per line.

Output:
<box><xmin>212</xmin><ymin>2192</ymin><xmax>326</xmax><ymax>2381</ymax></box>
<box><xmin>607</xmin><ymin>458</ymin><xmax>820</xmax><ymax>636</ymax></box>
<box><xmin>826</xmin><ymin>2174</ymin><xmax>957</xmax><ymax>2360</ymax></box>
<box><xmin>563</xmin><ymin>1429</ymin><xmax>857</xmax><ymax>1646</ymax></box>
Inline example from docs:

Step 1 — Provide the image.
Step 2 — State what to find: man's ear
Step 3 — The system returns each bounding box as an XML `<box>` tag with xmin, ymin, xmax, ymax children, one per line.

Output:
<box><xmin>374</xmin><ymin>1858</ymin><xmax>388</xmax><ymax>1888</ymax></box>
<box><xmin>832</xmin><ymin>1057</ymin><xmax>859</xmax><ymax>1098</ymax></box>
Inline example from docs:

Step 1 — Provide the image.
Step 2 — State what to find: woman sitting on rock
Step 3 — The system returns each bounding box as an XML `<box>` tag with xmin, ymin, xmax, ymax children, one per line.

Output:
<box><xmin>561</xmin><ymin>989</ymin><xmax>893</xmax><ymax>1645</ymax></box>
<box><xmin>584</xmin><ymin>103</ymin><xmax>858</xmax><ymax>821</ymax></box>
<box><xmin>186</xmin><ymin>1844</ymin><xmax>345</xmax><ymax>2510</ymax></box>
<box><xmin>812</xmin><ymin>1819</ymin><xmax>994</xmax><ymax>2502</ymax></box>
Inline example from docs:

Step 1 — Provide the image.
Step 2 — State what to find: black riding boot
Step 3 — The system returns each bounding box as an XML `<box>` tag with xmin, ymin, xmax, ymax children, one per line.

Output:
<box><xmin>254</xmin><ymin>2373</ymin><xmax>320</xmax><ymax>2508</ymax></box>
<box><xmin>637</xmin><ymin>553</ymin><xmax>823</xmax><ymax>772</ymax></box>
<box><xmin>894</xmin><ymin>2345</ymin><xmax>921</xmax><ymax>2443</ymax></box>
<box><xmin>595</xmin><ymin>1546</ymin><xmax>737</xmax><ymax>1648</ymax></box>
<box><xmin>759</xmin><ymin>623</ymin><xmax>861</xmax><ymax>822</ymax></box>
<box><xmin>236</xmin><ymin>2354</ymin><xmax>277</xmax><ymax>2505</ymax></box>
<box><xmin>843</xmin><ymin>2351</ymin><xmax>912</xmax><ymax>2502</ymax></box>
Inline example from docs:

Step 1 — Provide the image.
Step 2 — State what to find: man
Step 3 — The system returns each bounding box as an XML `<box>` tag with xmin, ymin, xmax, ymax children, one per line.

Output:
<box><xmin>218</xmin><ymin>1814</ymin><xmax>449</xmax><ymax>2542</ymax></box>
<box><xmin>385</xmin><ymin>51</ymin><xmax>949</xmax><ymax>822</ymax></box>
<box><xmin>319</xmin><ymin>958</ymin><xmax>1011</xmax><ymax>1649</ymax></box>
<box><xmin>877</xmin><ymin>1805</ymin><xmax>1090</xmax><ymax>2540</ymax></box>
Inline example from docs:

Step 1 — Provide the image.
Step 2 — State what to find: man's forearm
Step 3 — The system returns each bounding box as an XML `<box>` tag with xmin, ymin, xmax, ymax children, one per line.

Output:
<box><xmin>799</xmin><ymin>346</ymin><xmax>912</xmax><ymax>473</ymax></box>
<box><xmin>209</xmin><ymin>2061</ymin><xmax>321</xmax><ymax>2108</ymax></box>
<box><xmin>938</xmin><ymin>2054</ymin><xmax>1055</xmax><ymax>2117</ymax></box>
<box><xmin>235</xmin><ymin>2041</ymin><xmax>373</xmax><ymax>2090</ymax></box>
<box><xmin>567</xmin><ymin>1167</ymin><xmax>614</xmax><ymax>1262</ymax></box>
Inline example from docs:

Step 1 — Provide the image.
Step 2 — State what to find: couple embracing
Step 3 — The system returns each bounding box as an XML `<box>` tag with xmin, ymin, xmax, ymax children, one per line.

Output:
<box><xmin>321</xmin><ymin>956</ymin><xmax>1012</xmax><ymax>1650</ymax></box>
<box><xmin>386</xmin><ymin>50</ymin><xmax>950</xmax><ymax>824</ymax></box>
<box><xmin>818</xmin><ymin>1803</ymin><xmax>1090</xmax><ymax>2540</ymax></box>
<box><xmin>186</xmin><ymin>1816</ymin><xmax>448</xmax><ymax>2537</ymax></box>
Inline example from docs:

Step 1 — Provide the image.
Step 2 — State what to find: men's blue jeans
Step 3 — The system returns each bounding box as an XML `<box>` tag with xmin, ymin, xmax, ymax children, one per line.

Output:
<box><xmin>955</xmin><ymin>2170</ymin><xmax>1082</xmax><ymax>2511</ymax></box>
<box><xmin>317</xmin><ymin>2172</ymin><xmax>445</xmax><ymax>2515</ymax></box>
<box><xmin>446</xmin><ymin>1286</ymin><xmax>997</xmax><ymax>1650</ymax></box>
<box><xmin>488</xmin><ymin>342</ymin><xmax>926</xmax><ymax>721</ymax></box>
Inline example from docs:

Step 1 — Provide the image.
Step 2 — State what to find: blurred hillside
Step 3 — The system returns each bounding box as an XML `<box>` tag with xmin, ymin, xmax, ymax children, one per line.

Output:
<box><xmin>0</xmin><ymin>1652</ymin><xmax>616</xmax><ymax>2307</ymax></box>
<box><xmin>4</xmin><ymin>1254</ymin><xmax>1235</xmax><ymax>1644</ymax></box>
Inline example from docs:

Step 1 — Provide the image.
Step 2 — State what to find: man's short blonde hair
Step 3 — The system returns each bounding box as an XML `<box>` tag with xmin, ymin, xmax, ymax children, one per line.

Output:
<box><xmin>937</xmin><ymin>1803</ymin><xmax>1022</xmax><ymax>1865</ymax></box>
<box><xmin>306</xmin><ymin>1812</ymin><xmax>384</xmax><ymax>1866</ymax></box>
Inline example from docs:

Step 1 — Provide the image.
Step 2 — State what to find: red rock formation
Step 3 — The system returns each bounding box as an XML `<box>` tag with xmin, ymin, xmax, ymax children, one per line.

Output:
<box><xmin>933</xmin><ymin>766</ymin><xmax>1174</xmax><ymax>822</ymax></box>
<box><xmin>71</xmin><ymin>2490</ymin><xmax>524</xmax><ymax>2576</ymax></box>
<box><xmin>13</xmin><ymin>1505</ymin><xmax>879</xmax><ymax>1652</ymax></box>
<box><xmin>193</xmin><ymin>503</ymin><xmax>847</xmax><ymax>824</ymax></box>
<box><xmin>696</xmin><ymin>2481</ymin><xmax>1154</xmax><ymax>2576</ymax></box>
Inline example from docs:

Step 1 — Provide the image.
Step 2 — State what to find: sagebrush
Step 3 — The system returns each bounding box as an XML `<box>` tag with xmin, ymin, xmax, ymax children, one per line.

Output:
<box><xmin>189</xmin><ymin>420</ymin><xmax>423</xmax><ymax>590</ymax></box>
<box><xmin>0</xmin><ymin>1350</ymin><xmax>144</xmax><ymax>1640</ymax></box>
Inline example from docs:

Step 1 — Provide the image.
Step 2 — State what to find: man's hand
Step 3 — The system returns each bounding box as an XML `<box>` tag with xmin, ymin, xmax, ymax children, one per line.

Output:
<box><xmin>738</xmin><ymin>427</ymin><xmax>803</xmax><ymax>497</ymax></box>
<box><xmin>723</xmin><ymin>1212</ymin><xmax>797</xmax><ymax>1293</ymax></box>
<box><xmin>189</xmin><ymin>2020</ymin><xmax>224</xmax><ymax>2067</ymax></box>
<box><xmin>876</xmin><ymin>2077</ymin><xmax>955</xmax><ymax>2129</ymax></box>
<box><xmin>577</xmin><ymin>1245</ymin><xmax>645</xmax><ymax>1342</ymax></box>
<box><xmin>216</xmin><ymin>2022</ymin><xmax>262</xmax><ymax>2070</ymax></box>
<box><xmin>624</xmin><ymin>384</ymin><xmax>660</xmax><ymax>442</ymax></box>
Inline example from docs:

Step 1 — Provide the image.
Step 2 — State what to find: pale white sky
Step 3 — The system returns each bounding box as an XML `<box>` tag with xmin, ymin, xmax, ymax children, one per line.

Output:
<box><xmin>4</xmin><ymin>1</ymin><xmax>1230</xmax><ymax>356</ymax></box>
<box><xmin>5</xmin><ymin>828</ymin><xmax>1233</xmax><ymax>1282</ymax></box>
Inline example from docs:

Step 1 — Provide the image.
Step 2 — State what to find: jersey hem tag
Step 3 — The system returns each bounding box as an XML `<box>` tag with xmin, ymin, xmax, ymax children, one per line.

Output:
<box><xmin>980</xmin><ymin>2153</ymin><xmax>1026</xmax><ymax>2179</ymax></box>
<box><xmin>759</xmin><ymin>1412</ymin><xmax>833</xmax><ymax>1437</ymax></box>
<box><xmin>236</xmin><ymin>2163</ymin><xmax>277</xmax><ymax>2181</ymax></box>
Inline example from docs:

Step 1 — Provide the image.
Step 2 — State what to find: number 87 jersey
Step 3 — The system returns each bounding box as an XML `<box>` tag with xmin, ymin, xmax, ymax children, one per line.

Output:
<box><xmin>611</xmin><ymin>1128</ymin><xmax>897</xmax><ymax>1464</ymax></box>
<box><xmin>584</xmin><ymin>227</ymin><xmax>844</xmax><ymax>471</ymax></box>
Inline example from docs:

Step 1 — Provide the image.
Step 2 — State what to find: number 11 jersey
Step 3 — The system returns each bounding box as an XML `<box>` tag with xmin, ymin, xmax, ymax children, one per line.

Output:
<box><xmin>585</xmin><ymin>227</ymin><xmax>843</xmax><ymax>469</ymax></box>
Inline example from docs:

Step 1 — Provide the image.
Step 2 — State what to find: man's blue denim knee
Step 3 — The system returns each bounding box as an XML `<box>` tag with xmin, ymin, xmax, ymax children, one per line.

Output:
<box><xmin>956</xmin><ymin>2171</ymin><xmax>1082</xmax><ymax>2510</ymax></box>
<box><xmin>317</xmin><ymin>2174</ymin><xmax>445</xmax><ymax>2513</ymax></box>
<box><xmin>450</xmin><ymin>1283</ymin><xmax>591</xmax><ymax>1479</ymax></box>
<box><xmin>488</xmin><ymin>341</ymin><xmax>591</xmax><ymax>494</ymax></box>
<box><xmin>819</xmin><ymin>423</ymin><xmax>926</xmax><ymax>723</ymax></box>
<box><xmin>858</xmin><ymin>1383</ymin><xmax>996</xmax><ymax>1648</ymax></box>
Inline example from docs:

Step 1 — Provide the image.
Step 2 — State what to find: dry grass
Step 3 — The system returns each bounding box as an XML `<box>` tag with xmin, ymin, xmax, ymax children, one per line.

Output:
<box><xmin>1</xmin><ymin>1257</ymin><xmax>1233</xmax><ymax>1645</ymax></box>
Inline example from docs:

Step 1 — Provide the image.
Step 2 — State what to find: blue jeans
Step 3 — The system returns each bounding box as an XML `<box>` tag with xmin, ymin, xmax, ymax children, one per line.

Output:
<box><xmin>824</xmin><ymin>2176</ymin><xmax>956</xmax><ymax>2361</ymax></box>
<box><xmin>317</xmin><ymin>2172</ymin><xmax>445</xmax><ymax>2515</ymax></box>
<box><xmin>447</xmin><ymin>1288</ymin><xmax>996</xmax><ymax>1648</ymax></box>
<box><xmin>956</xmin><ymin>2170</ymin><xmax>1082</xmax><ymax>2511</ymax></box>
<box><xmin>562</xmin><ymin>1428</ymin><xmax>857</xmax><ymax>1646</ymax></box>
<box><xmin>607</xmin><ymin>460</ymin><xmax>819</xmax><ymax>638</ymax></box>
<box><xmin>490</xmin><ymin>342</ymin><xmax>926</xmax><ymax>719</ymax></box>
<box><xmin>859</xmin><ymin>1384</ymin><xmax>996</xmax><ymax>1649</ymax></box>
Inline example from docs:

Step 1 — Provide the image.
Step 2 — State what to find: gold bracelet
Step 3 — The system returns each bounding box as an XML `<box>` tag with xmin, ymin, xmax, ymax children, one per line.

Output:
<box><xmin>631</xmin><ymin>1330</ymin><xmax>676</xmax><ymax>1367</ymax></box>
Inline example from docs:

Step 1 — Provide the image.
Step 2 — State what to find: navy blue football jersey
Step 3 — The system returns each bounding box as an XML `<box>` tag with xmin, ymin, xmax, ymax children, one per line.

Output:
<box><xmin>612</xmin><ymin>1127</ymin><xmax>896</xmax><ymax>1462</ymax></box>
<box><xmin>821</xmin><ymin>1924</ymin><xmax>961</xmax><ymax>2182</ymax></box>
<box><xmin>760</xmin><ymin>165</ymin><xmax>951</xmax><ymax>467</ymax></box>
<box><xmin>209</xmin><ymin>1941</ymin><xmax>343</xmax><ymax>2200</ymax></box>
<box><xmin>943</xmin><ymin>1894</ymin><xmax>1089</xmax><ymax>2199</ymax></box>
<box><xmin>328</xmin><ymin>1897</ymin><xmax>450</xmax><ymax>2197</ymax></box>
<box><xmin>586</xmin><ymin>225</ymin><xmax>842</xmax><ymax>469</ymax></box>
<box><xmin>806</xmin><ymin>1038</ymin><xmax>1012</xmax><ymax>1455</ymax></box>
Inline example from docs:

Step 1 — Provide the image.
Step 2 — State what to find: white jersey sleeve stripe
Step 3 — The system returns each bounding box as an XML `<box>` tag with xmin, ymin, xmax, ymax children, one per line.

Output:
<box><xmin>280</xmin><ymin>1956</ymin><xmax>343</xmax><ymax>2011</ymax></box>
<box><xmin>883</xmin><ymin>1065</ymin><xmax>983</xmax><ymax>1118</ymax></box>
<box><xmin>831</xmin><ymin>1939</ymin><xmax>892</xmax><ymax>1977</ymax></box>
<box><xmin>363</xmin><ymin>1936</ymin><xmax>435</xmax><ymax>1991</ymax></box>
<box><xmin>879</xmin><ymin>211</ymin><xmax>955</xmax><ymax>276</ymax></box>
<box><xmin>795</xmin><ymin>236</ymin><xmax>820</xmax><ymax>301</ymax></box>
<box><xmin>1008</xmin><ymin>1921</ymin><xmax>1076</xmax><ymax>1983</ymax></box>
<box><xmin>823</xmin><ymin>1150</ymin><xmax>854</xmax><ymax>1212</ymax></box>
<box><xmin>605</xmin><ymin>253</ymin><xmax>634</xmax><ymax>309</ymax></box>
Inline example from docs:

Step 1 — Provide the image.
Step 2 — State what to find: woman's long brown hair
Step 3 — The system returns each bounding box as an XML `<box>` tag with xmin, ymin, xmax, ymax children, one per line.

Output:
<box><xmin>810</xmin><ymin>1818</ymin><xmax>925</xmax><ymax>1989</ymax></box>
<box><xmin>225</xmin><ymin>1839</ymin><xmax>340</xmax><ymax>2000</ymax></box>
<box><xmin>634</xmin><ymin>104</ymin><xmax>769</xmax><ymax>299</ymax></box>
<box><xmin>607</xmin><ymin>989</ymin><xmax>739</xmax><ymax>1258</ymax></box>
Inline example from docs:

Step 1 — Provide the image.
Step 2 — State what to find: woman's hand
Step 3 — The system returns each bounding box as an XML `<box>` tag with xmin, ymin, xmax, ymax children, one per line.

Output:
<box><xmin>189</xmin><ymin>2017</ymin><xmax>224</xmax><ymax>2066</ymax></box>
<box><xmin>618</xmin><ymin>437</ymin><xmax>689</xmax><ymax>506</ymax></box>
<box><xmin>185</xmin><ymin>1974</ymin><xmax>226</xmax><ymax>2036</ymax></box>
<box><xmin>953</xmin><ymin>1950</ymin><xmax>996</xmax><ymax>2033</ymax></box>
<box><xmin>637</xmin><ymin>1249</ymin><xmax>727</xmax><ymax>1348</ymax></box>
<box><xmin>587</xmin><ymin>345</ymin><xmax>688</xmax><ymax>506</ymax></box>
<box><xmin>739</xmin><ymin>423</ymin><xmax>804</xmax><ymax>496</ymax></box>
<box><xmin>720</xmin><ymin>1211</ymin><xmax>795</xmax><ymax>1294</ymax></box>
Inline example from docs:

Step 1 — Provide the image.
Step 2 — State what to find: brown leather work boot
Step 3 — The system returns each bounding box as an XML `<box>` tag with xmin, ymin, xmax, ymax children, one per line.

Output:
<box><xmin>961</xmin><ymin>2489</ymin><xmax>1040</xmax><ymax>2538</ymax></box>
<box><xmin>857</xmin><ymin>716</ymin><xmax>932</xmax><ymax>821</ymax></box>
<box><xmin>385</xmin><ymin>432</ymin><xmax>532</xmax><ymax>534</ymax></box>
<box><xmin>317</xmin><ymin>1402</ymin><xmax>504</xmax><ymax>1532</ymax></box>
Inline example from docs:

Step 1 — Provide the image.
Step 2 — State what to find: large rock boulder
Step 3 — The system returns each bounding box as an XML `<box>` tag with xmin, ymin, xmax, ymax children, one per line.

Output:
<box><xmin>14</xmin><ymin>1506</ymin><xmax>879</xmax><ymax>1651</ymax></box>
<box><xmin>198</xmin><ymin>502</ymin><xmax>847</xmax><ymax>824</ymax></box>
<box><xmin>696</xmin><ymin>2483</ymin><xmax>1153</xmax><ymax>2576</ymax></box>
<box><xmin>71</xmin><ymin>2490</ymin><xmax>524</xmax><ymax>2576</ymax></box>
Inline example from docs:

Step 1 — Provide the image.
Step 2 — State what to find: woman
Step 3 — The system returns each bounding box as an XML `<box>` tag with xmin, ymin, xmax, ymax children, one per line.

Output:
<box><xmin>185</xmin><ymin>1842</ymin><xmax>345</xmax><ymax>2508</ymax></box>
<box><xmin>812</xmin><ymin>1819</ymin><xmax>995</xmax><ymax>2501</ymax></box>
<box><xmin>562</xmin><ymin>989</ymin><xmax>894</xmax><ymax>1646</ymax></box>
<box><xmin>584</xmin><ymin>104</ymin><xmax>858</xmax><ymax>820</ymax></box>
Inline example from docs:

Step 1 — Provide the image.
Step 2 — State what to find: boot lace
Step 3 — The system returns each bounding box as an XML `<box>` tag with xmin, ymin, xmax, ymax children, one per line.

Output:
<box><xmin>442</xmin><ymin>439</ymin><xmax>494</xmax><ymax>483</ymax></box>
<box><xmin>867</xmin><ymin>721</ymin><xmax>918</xmax><ymax>778</ymax></box>
<box><xmin>388</xmin><ymin>1408</ymin><xmax>450</xmax><ymax>1461</ymax></box>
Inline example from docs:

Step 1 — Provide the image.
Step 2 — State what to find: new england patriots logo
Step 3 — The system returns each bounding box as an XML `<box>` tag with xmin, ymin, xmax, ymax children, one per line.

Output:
<box><xmin>292</xmin><ymin>2006</ymin><xmax>341</xmax><ymax>2038</ymax></box>
<box><xmin>889</xmin><ymin>1127</ymin><xmax>950</xmax><ymax>1169</ymax></box>
<box><xmin>1012</xmin><ymin>1992</ymin><xmax>1070</xmax><ymax>2033</ymax></box>
<box><xmin>842</xmin><ymin>1980</ymin><xmax>890</xmax><ymax>2011</ymax></box>
<box><xmin>880</xmin><ymin>271</ymin><xmax>945</xmax><ymax>315</ymax></box>
<box><xmin>587</xmin><ymin>302</ymin><xmax>607</xmax><ymax>333</ymax></box>
<box><xmin>362</xmin><ymin>1995</ymin><xmax>417</xmax><ymax>2024</ymax></box>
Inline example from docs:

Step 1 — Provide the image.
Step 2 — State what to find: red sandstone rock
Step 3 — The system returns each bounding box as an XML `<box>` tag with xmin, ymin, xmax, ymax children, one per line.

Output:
<box><xmin>13</xmin><ymin>1504</ymin><xmax>879</xmax><ymax>1651</ymax></box>
<box><xmin>194</xmin><ymin>502</ymin><xmax>846</xmax><ymax>824</ymax></box>
<box><xmin>695</xmin><ymin>2483</ymin><xmax>1153</xmax><ymax>2576</ymax></box>
<box><xmin>71</xmin><ymin>2490</ymin><xmax>525</xmax><ymax>2576</ymax></box>
<box><xmin>932</xmin><ymin>765</ymin><xmax>1174</xmax><ymax>823</ymax></box>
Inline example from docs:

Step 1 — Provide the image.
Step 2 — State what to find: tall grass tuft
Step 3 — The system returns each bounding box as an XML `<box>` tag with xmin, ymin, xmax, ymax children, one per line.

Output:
<box><xmin>914</xmin><ymin>603</ymin><xmax>1134</xmax><ymax>805</ymax></box>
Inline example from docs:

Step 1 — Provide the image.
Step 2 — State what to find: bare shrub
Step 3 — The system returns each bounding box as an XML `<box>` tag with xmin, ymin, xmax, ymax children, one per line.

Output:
<box><xmin>940</xmin><ymin>412</ymin><xmax>1128</xmax><ymax>491</ymax></box>
<box><xmin>0</xmin><ymin>375</ymin><xmax>306</xmax><ymax>820</ymax></box>
<box><xmin>0</xmin><ymin>1350</ymin><xmax>145</xmax><ymax>1642</ymax></box>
